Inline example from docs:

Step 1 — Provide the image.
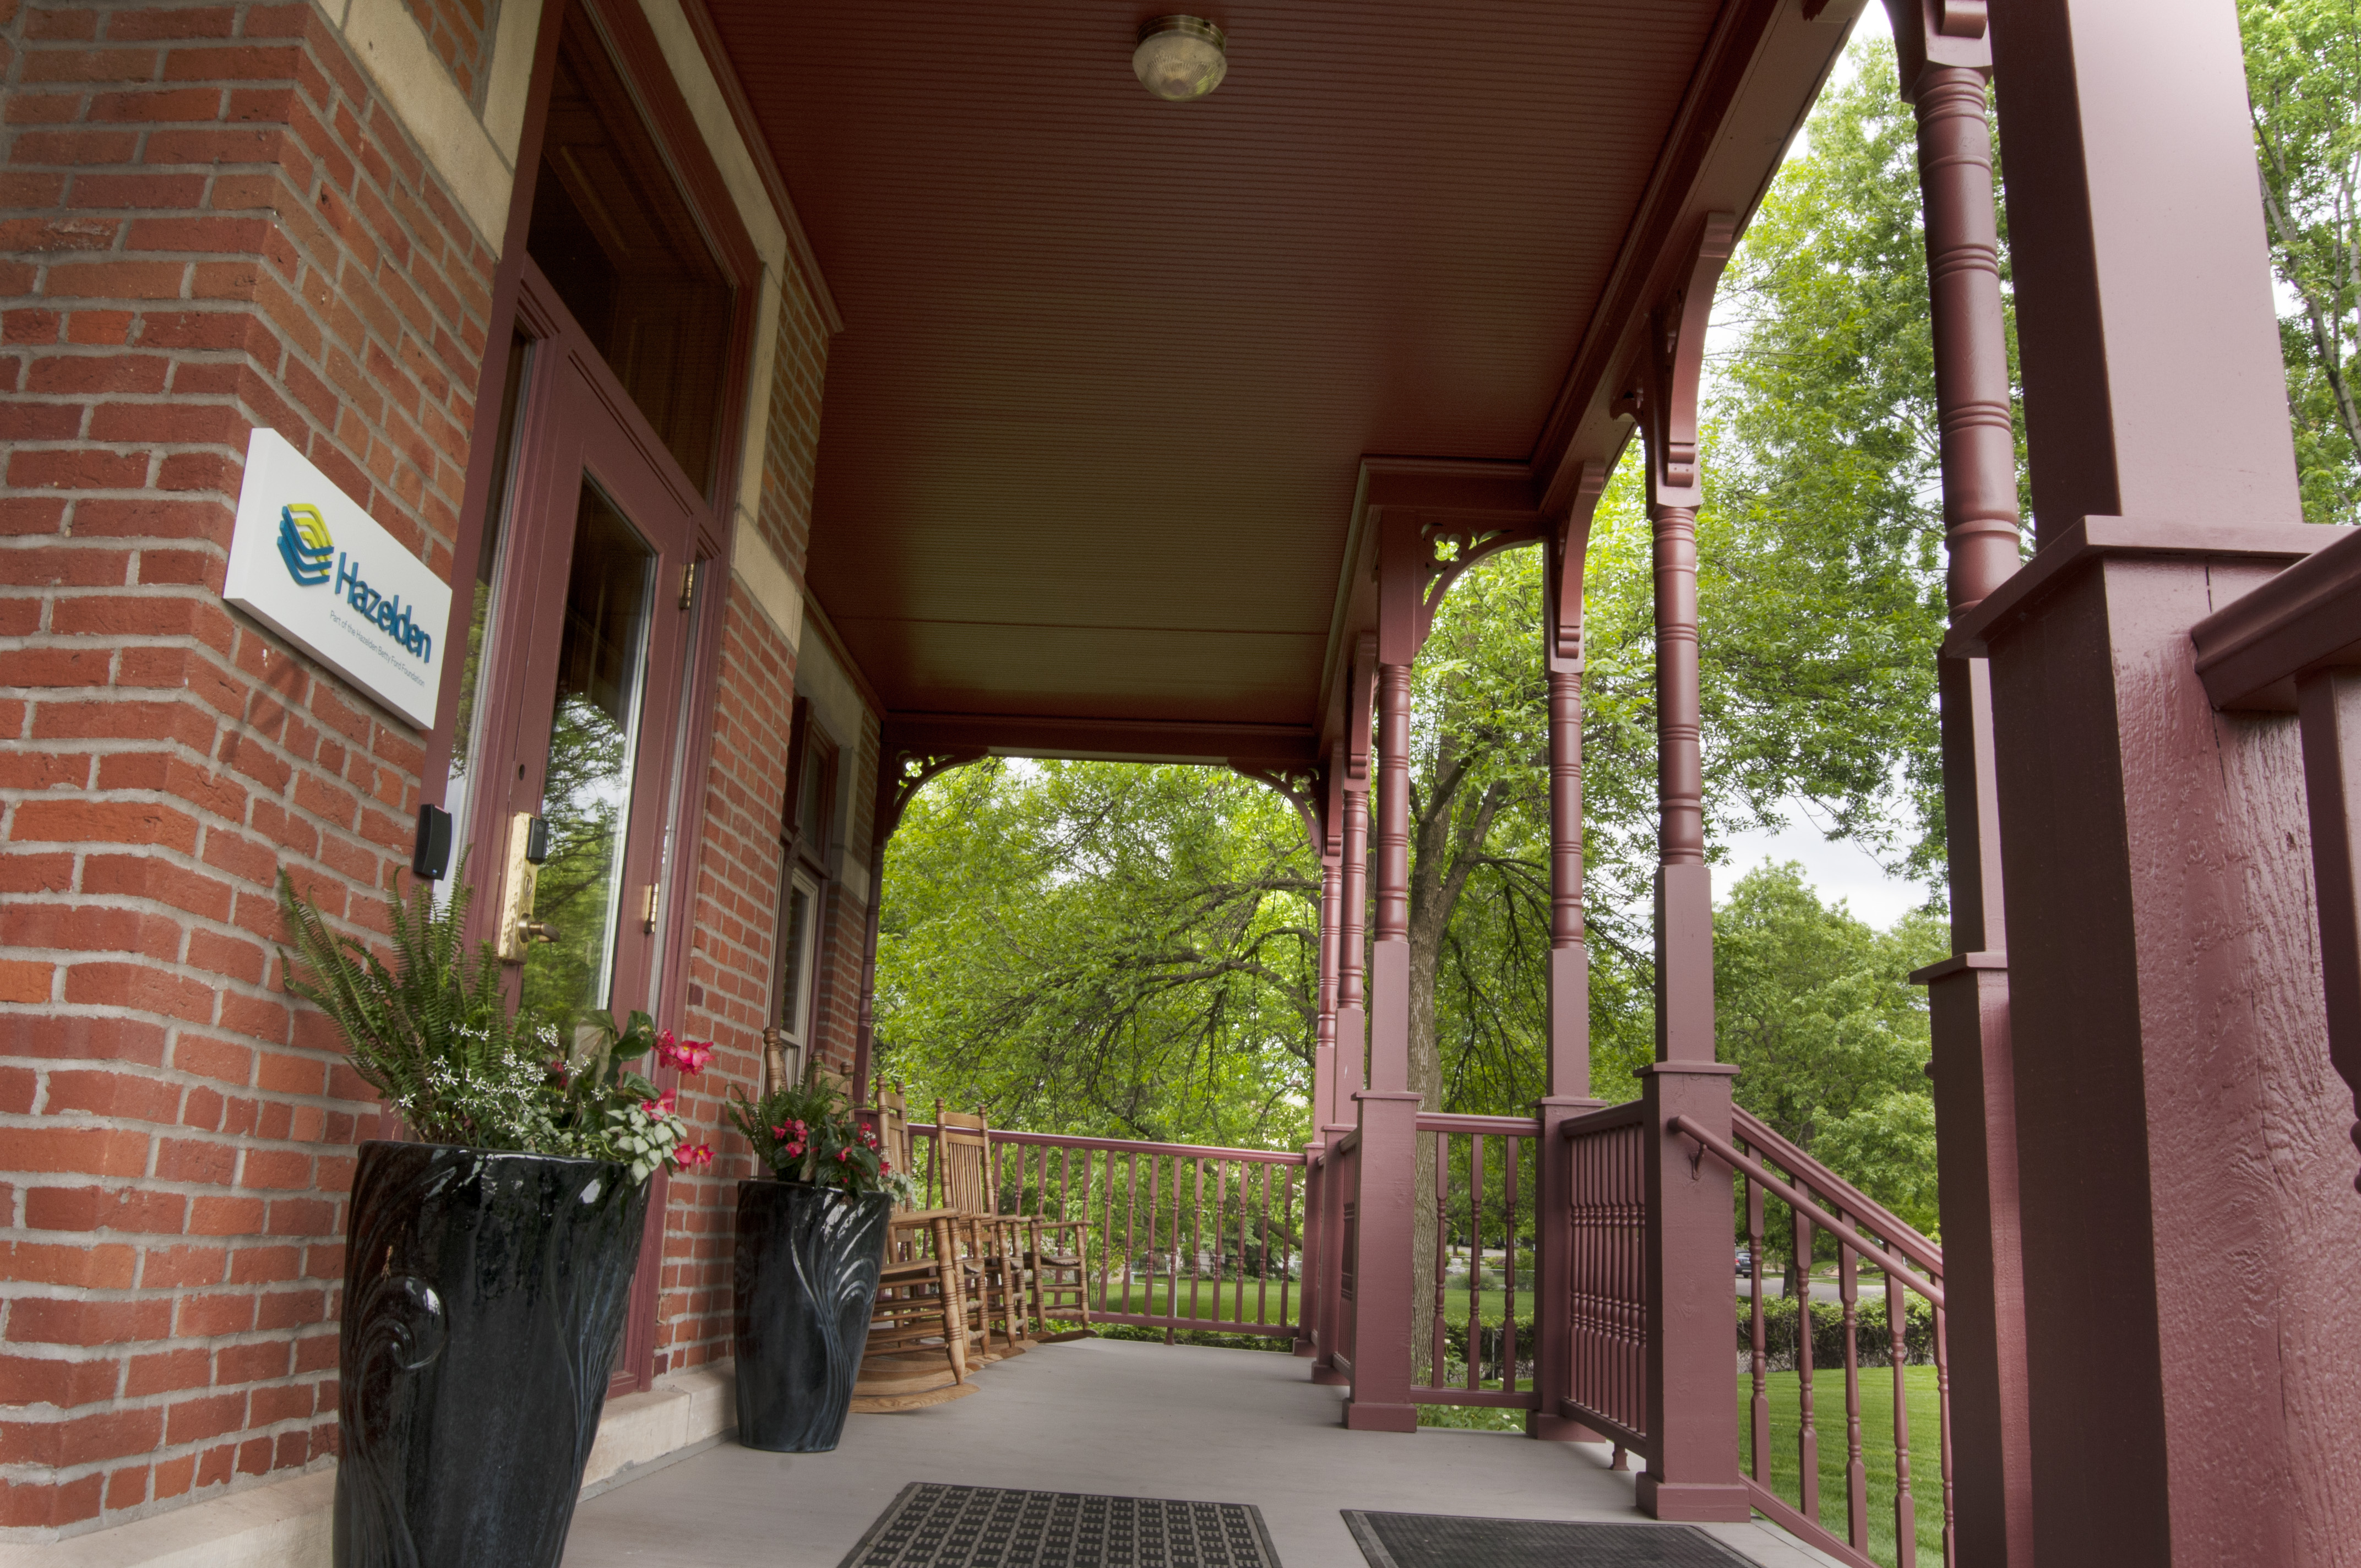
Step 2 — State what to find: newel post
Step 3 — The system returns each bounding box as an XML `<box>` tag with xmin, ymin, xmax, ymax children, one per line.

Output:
<box><xmin>1530</xmin><ymin>463</ymin><xmax>1610</xmax><ymax>1442</ymax></box>
<box><xmin>1884</xmin><ymin>1</ymin><xmax>2034</xmax><ymax>1560</ymax></box>
<box><xmin>1622</xmin><ymin>215</ymin><xmax>1748</xmax><ymax>1521</ymax></box>
<box><xmin>1343</xmin><ymin>522</ymin><xmax>1423</xmax><ymax>1433</ymax></box>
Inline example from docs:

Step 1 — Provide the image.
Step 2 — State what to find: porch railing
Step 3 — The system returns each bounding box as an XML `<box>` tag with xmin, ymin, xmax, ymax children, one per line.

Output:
<box><xmin>1413</xmin><ymin>1113</ymin><xmax>1539</xmax><ymax>1412</ymax></box>
<box><xmin>1561</xmin><ymin>1100</ymin><xmax>1647</xmax><ymax>1452</ymax></box>
<box><xmin>910</xmin><ymin>1124</ymin><xmax>1305</xmax><ymax>1340</ymax></box>
<box><xmin>1699</xmin><ymin>1108</ymin><xmax>1951</xmax><ymax>1568</ymax></box>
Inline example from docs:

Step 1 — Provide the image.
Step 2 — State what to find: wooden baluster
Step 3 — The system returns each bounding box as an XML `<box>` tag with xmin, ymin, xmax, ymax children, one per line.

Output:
<box><xmin>1277</xmin><ymin>1165</ymin><xmax>1295</xmax><ymax>1328</ymax></box>
<box><xmin>1503</xmin><ymin>1134</ymin><xmax>1519</xmax><ymax>1394</ymax></box>
<box><xmin>1795</xmin><ymin>1185</ymin><xmax>1820</xmax><ymax>1525</ymax></box>
<box><xmin>1466</xmin><ymin>1135</ymin><xmax>1484</xmax><ymax>1390</ymax></box>
<box><xmin>1748</xmin><ymin>1170</ymin><xmax>1770</xmax><ymax>1482</ymax></box>
<box><xmin>1172</xmin><ymin>1155</ymin><xmax>1187</xmax><ymax>1332</ymax></box>
<box><xmin>1891</xmin><ymin>1249</ymin><xmax>1918</xmax><ymax>1568</ymax></box>
<box><xmin>1840</xmin><ymin>1206</ymin><xmax>1867</xmax><ymax>1553</ymax></box>
<box><xmin>1145</xmin><ymin>1153</ymin><xmax>1160</xmax><ymax>1329</ymax></box>
<box><xmin>1256</xmin><ymin>1163</ymin><xmax>1273</xmax><ymax>1326</ymax></box>
<box><xmin>1214</xmin><ymin>1161</ymin><xmax>1227</xmax><ymax>1322</ymax></box>
<box><xmin>1133</xmin><ymin>1152</ymin><xmax>1152</xmax><ymax>1322</ymax></box>
<box><xmin>1428</xmin><ymin>1132</ymin><xmax>1450</xmax><ymax>1388</ymax></box>
<box><xmin>1095</xmin><ymin>1151</ymin><xmax>1111</xmax><ymax>1317</ymax></box>
<box><xmin>1236</xmin><ymin>1160</ymin><xmax>1250</xmax><ymax>1322</ymax></box>
<box><xmin>1935</xmin><ymin>1304</ymin><xmax>1955</xmax><ymax>1568</ymax></box>
<box><xmin>1189</xmin><ymin>1157</ymin><xmax>1205</xmax><ymax>1324</ymax></box>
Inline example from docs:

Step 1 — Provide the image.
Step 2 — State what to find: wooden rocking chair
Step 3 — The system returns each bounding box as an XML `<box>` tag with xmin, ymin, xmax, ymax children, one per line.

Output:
<box><xmin>935</xmin><ymin>1105</ymin><xmax>1035</xmax><ymax>1358</ymax></box>
<box><xmin>852</xmin><ymin>1088</ymin><xmax>977</xmax><ymax>1412</ymax></box>
<box><xmin>986</xmin><ymin>1129</ymin><xmax>1094</xmax><ymax>1341</ymax></box>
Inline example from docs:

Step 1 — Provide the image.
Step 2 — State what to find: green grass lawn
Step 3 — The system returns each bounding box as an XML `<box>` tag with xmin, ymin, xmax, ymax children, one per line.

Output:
<box><xmin>1745</xmin><ymin>1366</ymin><xmax>1946</xmax><ymax>1568</ymax></box>
<box><xmin>1440</xmin><ymin>1288</ymin><xmax>1537</xmax><ymax>1328</ymax></box>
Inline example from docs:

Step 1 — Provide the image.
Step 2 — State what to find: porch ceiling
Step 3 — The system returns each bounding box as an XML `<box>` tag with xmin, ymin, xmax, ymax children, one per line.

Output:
<box><xmin>696</xmin><ymin>0</ymin><xmax>1858</xmax><ymax>764</ymax></box>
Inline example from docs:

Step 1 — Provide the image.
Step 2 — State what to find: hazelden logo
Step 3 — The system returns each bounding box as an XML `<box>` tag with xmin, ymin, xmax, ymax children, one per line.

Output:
<box><xmin>275</xmin><ymin>501</ymin><xmax>435</xmax><ymax>665</ymax></box>
<box><xmin>276</xmin><ymin>504</ymin><xmax>334</xmax><ymax>586</ymax></box>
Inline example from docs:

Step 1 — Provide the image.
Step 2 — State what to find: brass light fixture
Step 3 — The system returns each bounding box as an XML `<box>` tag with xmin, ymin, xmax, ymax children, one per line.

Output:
<box><xmin>1133</xmin><ymin>15</ymin><xmax>1228</xmax><ymax>101</ymax></box>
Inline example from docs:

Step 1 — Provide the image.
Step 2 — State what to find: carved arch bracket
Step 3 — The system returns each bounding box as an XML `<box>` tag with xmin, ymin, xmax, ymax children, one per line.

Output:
<box><xmin>1232</xmin><ymin>761</ymin><xmax>1333</xmax><ymax>864</ymax></box>
<box><xmin>1614</xmin><ymin>212</ymin><xmax>1737</xmax><ymax>509</ymax></box>
<box><xmin>1419</xmin><ymin>515</ymin><xmax>1547</xmax><ymax>649</ymax></box>
<box><xmin>877</xmin><ymin>747</ymin><xmax>986</xmax><ymax>844</ymax></box>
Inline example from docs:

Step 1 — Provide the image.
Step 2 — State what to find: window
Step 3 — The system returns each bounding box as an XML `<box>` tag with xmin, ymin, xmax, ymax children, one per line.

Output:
<box><xmin>771</xmin><ymin>700</ymin><xmax>839</xmax><ymax>1075</ymax></box>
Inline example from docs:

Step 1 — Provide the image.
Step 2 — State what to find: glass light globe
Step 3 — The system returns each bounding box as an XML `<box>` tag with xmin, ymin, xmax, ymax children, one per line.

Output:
<box><xmin>1133</xmin><ymin>17</ymin><xmax>1227</xmax><ymax>102</ymax></box>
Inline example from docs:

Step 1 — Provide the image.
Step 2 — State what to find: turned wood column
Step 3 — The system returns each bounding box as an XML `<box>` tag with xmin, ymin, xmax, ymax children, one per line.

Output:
<box><xmin>1628</xmin><ymin>215</ymin><xmax>1747</xmax><ymax>1523</ymax></box>
<box><xmin>1532</xmin><ymin>466</ymin><xmax>1609</xmax><ymax>1442</ymax></box>
<box><xmin>1885</xmin><ymin>3</ymin><xmax>2033</xmax><ymax>1560</ymax></box>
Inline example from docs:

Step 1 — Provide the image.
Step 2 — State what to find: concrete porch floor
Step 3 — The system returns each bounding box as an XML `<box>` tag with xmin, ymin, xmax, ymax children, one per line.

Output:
<box><xmin>559</xmin><ymin>1338</ymin><xmax>1849</xmax><ymax>1568</ymax></box>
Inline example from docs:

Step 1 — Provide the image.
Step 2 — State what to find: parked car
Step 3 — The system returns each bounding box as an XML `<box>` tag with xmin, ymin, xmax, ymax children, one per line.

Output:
<box><xmin>1735</xmin><ymin>1245</ymin><xmax>1753</xmax><ymax>1279</ymax></box>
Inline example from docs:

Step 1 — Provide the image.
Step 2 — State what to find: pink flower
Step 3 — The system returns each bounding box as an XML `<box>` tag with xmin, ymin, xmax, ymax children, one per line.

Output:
<box><xmin>676</xmin><ymin>1144</ymin><xmax>714</xmax><ymax>1172</ymax></box>
<box><xmin>837</xmin><ymin>1146</ymin><xmax>853</xmax><ymax>1162</ymax></box>
<box><xmin>643</xmin><ymin>1087</ymin><xmax>678</xmax><ymax>1117</ymax></box>
<box><xmin>881</xmin><ymin>1159</ymin><xmax>893</xmax><ymax>1175</ymax></box>
<box><xmin>858</xmin><ymin>1126</ymin><xmax>878</xmax><ymax>1148</ymax></box>
<box><xmin>785</xmin><ymin>1142</ymin><xmax>804</xmax><ymax>1157</ymax></box>
<box><xmin>655</xmin><ymin>1032</ymin><xmax>714</xmax><ymax>1074</ymax></box>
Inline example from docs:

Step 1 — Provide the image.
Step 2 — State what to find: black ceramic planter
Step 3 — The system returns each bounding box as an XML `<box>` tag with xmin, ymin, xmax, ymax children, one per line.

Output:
<box><xmin>333</xmin><ymin>1141</ymin><xmax>649</xmax><ymax>1568</ymax></box>
<box><xmin>733</xmin><ymin>1179</ymin><xmax>891</xmax><ymax>1452</ymax></box>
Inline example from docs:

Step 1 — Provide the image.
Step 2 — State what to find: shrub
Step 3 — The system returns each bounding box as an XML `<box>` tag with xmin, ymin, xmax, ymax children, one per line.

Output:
<box><xmin>1737</xmin><ymin>1291</ymin><xmax>1936</xmax><ymax>1370</ymax></box>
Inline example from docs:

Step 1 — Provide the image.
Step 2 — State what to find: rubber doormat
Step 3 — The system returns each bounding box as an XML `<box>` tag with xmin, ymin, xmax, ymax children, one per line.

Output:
<box><xmin>840</xmin><ymin>1483</ymin><xmax>1283</xmax><ymax>1567</ymax></box>
<box><xmin>1342</xmin><ymin>1512</ymin><xmax>1761</xmax><ymax>1568</ymax></box>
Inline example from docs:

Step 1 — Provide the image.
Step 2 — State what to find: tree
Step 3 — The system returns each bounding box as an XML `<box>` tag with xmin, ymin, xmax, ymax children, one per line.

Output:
<box><xmin>874</xmin><ymin>759</ymin><xmax>1316</xmax><ymax>1151</ymax></box>
<box><xmin>1714</xmin><ymin>863</ymin><xmax>1947</xmax><ymax>1280</ymax></box>
<box><xmin>2242</xmin><ymin>0</ymin><xmax>2361</xmax><ymax>524</ymax></box>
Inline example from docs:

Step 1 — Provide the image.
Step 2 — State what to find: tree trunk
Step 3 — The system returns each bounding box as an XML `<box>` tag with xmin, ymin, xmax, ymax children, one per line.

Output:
<box><xmin>1404</xmin><ymin>745</ymin><xmax>1507</xmax><ymax>1385</ymax></box>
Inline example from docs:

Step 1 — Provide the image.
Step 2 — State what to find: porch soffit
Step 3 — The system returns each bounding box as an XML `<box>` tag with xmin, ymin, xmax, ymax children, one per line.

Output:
<box><xmin>695</xmin><ymin>0</ymin><xmax>1859</xmax><ymax>766</ymax></box>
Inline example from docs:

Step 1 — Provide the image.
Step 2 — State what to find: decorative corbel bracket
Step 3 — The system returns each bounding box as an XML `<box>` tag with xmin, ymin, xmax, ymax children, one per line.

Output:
<box><xmin>1232</xmin><ymin>760</ymin><xmax>1331</xmax><ymax>864</ymax></box>
<box><xmin>1419</xmin><ymin>515</ymin><xmax>1547</xmax><ymax>650</ymax></box>
<box><xmin>877</xmin><ymin>746</ymin><xmax>986</xmax><ymax>843</ymax></box>
<box><xmin>1879</xmin><ymin>0</ymin><xmax>1990</xmax><ymax>100</ymax></box>
<box><xmin>1347</xmin><ymin>633</ymin><xmax>1377</xmax><ymax>783</ymax></box>
<box><xmin>1549</xmin><ymin>460</ymin><xmax>1612</xmax><ymax>670</ymax></box>
<box><xmin>1619</xmin><ymin>213</ymin><xmax>1737</xmax><ymax>511</ymax></box>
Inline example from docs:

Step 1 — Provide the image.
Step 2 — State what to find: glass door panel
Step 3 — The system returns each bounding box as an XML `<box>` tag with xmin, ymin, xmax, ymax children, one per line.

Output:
<box><xmin>520</xmin><ymin>482</ymin><xmax>657</xmax><ymax>1037</ymax></box>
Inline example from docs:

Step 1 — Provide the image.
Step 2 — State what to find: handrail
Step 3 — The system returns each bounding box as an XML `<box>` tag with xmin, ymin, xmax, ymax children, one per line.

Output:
<box><xmin>1560</xmin><ymin>1098</ymin><xmax>1646</xmax><ymax>1136</ymax></box>
<box><xmin>907</xmin><ymin>1124</ymin><xmax>1305</xmax><ymax>1166</ymax></box>
<box><xmin>1668</xmin><ymin>1114</ymin><xmax>1945</xmax><ymax>1308</ymax></box>
<box><xmin>1732</xmin><ymin>1106</ymin><xmax>1941</xmax><ymax>1277</ymax></box>
<box><xmin>1414</xmin><ymin>1112</ymin><xmax>1542</xmax><ymax>1136</ymax></box>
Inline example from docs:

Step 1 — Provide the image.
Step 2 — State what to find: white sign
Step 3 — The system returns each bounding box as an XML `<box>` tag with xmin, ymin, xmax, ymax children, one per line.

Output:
<box><xmin>221</xmin><ymin>428</ymin><xmax>452</xmax><ymax>731</ymax></box>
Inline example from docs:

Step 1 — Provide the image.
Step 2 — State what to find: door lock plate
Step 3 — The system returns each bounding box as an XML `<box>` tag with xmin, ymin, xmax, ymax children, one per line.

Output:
<box><xmin>496</xmin><ymin>812</ymin><xmax>550</xmax><ymax>961</ymax></box>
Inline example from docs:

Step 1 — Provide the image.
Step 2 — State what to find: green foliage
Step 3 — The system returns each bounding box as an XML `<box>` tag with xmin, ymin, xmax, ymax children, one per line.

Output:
<box><xmin>1716</xmin><ymin>863</ymin><xmax>1947</xmax><ymax>1234</ymax></box>
<box><xmin>725</xmin><ymin>1068</ymin><xmax>908</xmax><ymax>1199</ymax></box>
<box><xmin>876</xmin><ymin>760</ymin><xmax>1315</xmax><ymax>1149</ymax></box>
<box><xmin>275</xmin><ymin>870</ymin><xmax>707</xmax><ymax>1181</ymax></box>
<box><xmin>2243</xmin><ymin>0</ymin><xmax>2361</xmax><ymax>523</ymax></box>
<box><xmin>277</xmin><ymin>868</ymin><xmax>561</xmax><ymax>1151</ymax></box>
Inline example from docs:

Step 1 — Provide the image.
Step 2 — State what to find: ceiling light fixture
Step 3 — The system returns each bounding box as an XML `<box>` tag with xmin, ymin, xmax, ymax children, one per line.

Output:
<box><xmin>1133</xmin><ymin>16</ymin><xmax>1228</xmax><ymax>102</ymax></box>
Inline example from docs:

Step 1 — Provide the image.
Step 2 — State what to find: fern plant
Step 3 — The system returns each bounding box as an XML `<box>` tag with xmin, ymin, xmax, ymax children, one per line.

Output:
<box><xmin>277</xmin><ymin>869</ymin><xmax>715</xmax><ymax>1179</ymax></box>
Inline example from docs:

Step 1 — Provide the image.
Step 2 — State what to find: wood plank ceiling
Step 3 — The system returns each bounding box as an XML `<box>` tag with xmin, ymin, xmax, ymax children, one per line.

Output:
<box><xmin>697</xmin><ymin>0</ymin><xmax>1851</xmax><ymax>763</ymax></box>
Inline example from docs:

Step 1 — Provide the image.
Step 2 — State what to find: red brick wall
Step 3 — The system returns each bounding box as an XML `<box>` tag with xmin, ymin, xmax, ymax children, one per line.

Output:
<box><xmin>400</xmin><ymin>0</ymin><xmax>496</xmax><ymax>104</ymax></box>
<box><xmin>0</xmin><ymin>0</ymin><xmax>493</xmax><ymax>1534</ymax></box>
<box><xmin>651</xmin><ymin>265</ymin><xmax>840</xmax><ymax>1378</ymax></box>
